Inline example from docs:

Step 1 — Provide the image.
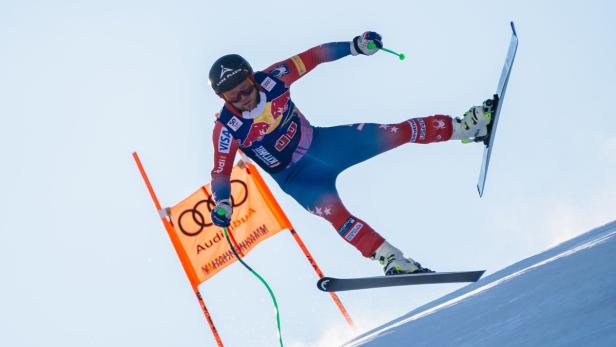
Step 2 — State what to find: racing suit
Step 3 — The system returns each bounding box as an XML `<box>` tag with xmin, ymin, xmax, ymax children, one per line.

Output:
<box><xmin>211</xmin><ymin>42</ymin><xmax>453</xmax><ymax>257</ymax></box>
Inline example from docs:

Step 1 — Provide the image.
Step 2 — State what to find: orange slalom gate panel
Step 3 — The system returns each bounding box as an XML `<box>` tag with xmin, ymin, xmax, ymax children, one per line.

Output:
<box><xmin>169</xmin><ymin>164</ymin><xmax>287</xmax><ymax>284</ymax></box>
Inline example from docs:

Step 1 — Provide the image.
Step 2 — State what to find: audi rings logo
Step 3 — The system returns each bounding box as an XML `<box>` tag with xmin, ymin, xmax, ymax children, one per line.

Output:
<box><xmin>177</xmin><ymin>180</ymin><xmax>248</xmax><ymax>237</ymax></box>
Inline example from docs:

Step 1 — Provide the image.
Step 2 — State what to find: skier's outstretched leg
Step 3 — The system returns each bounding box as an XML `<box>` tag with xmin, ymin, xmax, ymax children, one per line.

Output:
<box><xmin>310</xmin><ymin>115</ymin><xmax>453</xmax><ymax>172</ymax></box>
<box><xmin>298</xmin><ymin>189</ymin><xmax>434</xmax><ymax>275</ymax></box>
<box><xmin>310</xmin><ymin>101</ymin><xmax>493</xmax><ymax>172</ymax></box>
<box><xmin>273</xmin><ymin>166</ymin><xmax>385</xmax><ymax>258</ymax></box>
<box><xmin>271</xmin><ymin>156</ymin><xmax>433</xmax><ymax>275</ymax></box>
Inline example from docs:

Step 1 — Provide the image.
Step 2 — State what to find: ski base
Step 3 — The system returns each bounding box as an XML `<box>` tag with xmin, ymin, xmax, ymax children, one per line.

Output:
<box><xmin>317</xmin><ymin>270</ymin><xmax>485</xmax><ymax>292</ymax></box>
<box><xmin>477</xmin><ymin>21</ymin><xmax>519</xmax><ymax>197</ymax></box>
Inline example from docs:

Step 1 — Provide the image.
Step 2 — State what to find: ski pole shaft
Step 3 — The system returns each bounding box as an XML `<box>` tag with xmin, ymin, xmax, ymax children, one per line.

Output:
<box><xmin>368</xmin><ymin>42</ymin><xmax>406</xmax><ymax>60</ymax></box>
<box><xmin>218</xmin><ymin>210</ymin><xmax>284</xmax><ymax>347</ymax></box>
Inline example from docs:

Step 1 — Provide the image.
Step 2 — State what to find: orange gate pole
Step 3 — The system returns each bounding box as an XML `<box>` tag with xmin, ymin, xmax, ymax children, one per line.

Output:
<box><xmin>132</xmin><ymin>152</ymin><xmax>225</xmax><ymax>347</ymax></box>
<box><xmin>244</xmin><ymin>161</ymin><xmax>356</xmax><ymax>329</ymax></box>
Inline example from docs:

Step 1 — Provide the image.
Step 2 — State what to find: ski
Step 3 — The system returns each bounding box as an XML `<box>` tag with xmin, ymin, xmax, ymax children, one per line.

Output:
<box><xmin>317</xmin><ymin>270</ymin><xmax>485</xmax><ymax>292</ymax></box>
<box><xmin>477</xmin><ymin>21</ymin><xmax>519</xmax><ymax>197</ymax></box>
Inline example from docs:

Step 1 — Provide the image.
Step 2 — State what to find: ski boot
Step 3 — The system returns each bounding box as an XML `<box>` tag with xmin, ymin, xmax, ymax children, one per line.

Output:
<box><xmin>450</xmin><ymin>98</ymin><xmax>496</xmax><ymax>142</ymax></box>
<box><xmin>371</xmin><ymin>241</ymin><xmax>434</xmax><ymax>276</ymax></box>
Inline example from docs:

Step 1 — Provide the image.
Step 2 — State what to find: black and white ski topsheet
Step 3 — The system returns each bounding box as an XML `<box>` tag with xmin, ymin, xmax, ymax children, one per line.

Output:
<box><xmin>477</xmin><ymin>21</ymin><xmax>519</xmax><ymax>197</ymax></box>
<box><xmin>317</xmin><ymin>270</ymin><xmax>485</xmax><ymax>292</ymax></box>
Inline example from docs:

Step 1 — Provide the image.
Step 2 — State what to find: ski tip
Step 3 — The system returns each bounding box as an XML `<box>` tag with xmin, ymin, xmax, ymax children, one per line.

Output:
<box><xmin>317</xmin><ymin>277</ymin><xmax>333</xmax><ymax>292</ymax></box>
<box><xmin>510</xmin><ymin>21</ymin><xmax>517</xmax><ymax>36</ymax></box>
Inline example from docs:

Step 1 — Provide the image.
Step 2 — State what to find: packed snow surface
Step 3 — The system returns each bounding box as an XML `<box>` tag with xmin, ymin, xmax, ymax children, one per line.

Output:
<box><xmin>346</xmin><ymin>221</ymin><xmax>616</xmax><ymax>347</ymax></box>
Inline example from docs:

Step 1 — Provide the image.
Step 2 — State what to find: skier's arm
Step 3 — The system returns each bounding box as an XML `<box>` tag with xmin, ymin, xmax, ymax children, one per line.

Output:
<box><xmin>263</xmin><ymin>42</ymin><xmax>351</xmax><ymax>86</ymax></box>
<box><xmin>263</xmin><ymin>31</ymin><xmax>382</xmax><ymax>87</ymax></box>
<box><xmin>211</xmin><ymin>121</ymin><xmax>240</xmax><ymax>203</ymax></box>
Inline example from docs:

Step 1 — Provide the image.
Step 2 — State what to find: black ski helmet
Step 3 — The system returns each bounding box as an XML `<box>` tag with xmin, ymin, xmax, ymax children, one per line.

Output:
<box><xmin>209</xmin><ymin>54</ymin><xmax>253</xmax><ymax>94</ymax></box>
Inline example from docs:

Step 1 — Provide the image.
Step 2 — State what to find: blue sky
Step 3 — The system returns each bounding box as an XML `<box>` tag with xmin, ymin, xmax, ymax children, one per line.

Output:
<box><xmin>1</xmin><ymin>1</ymin><xmax>615</xmax><ymax>346</ymax></box>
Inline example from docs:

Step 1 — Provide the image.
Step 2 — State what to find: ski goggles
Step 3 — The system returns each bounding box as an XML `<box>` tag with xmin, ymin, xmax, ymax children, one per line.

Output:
<box><xmin>221</xmin><ymin>78</ymin><xmax>257</xmax><ymax>104</ymax></box>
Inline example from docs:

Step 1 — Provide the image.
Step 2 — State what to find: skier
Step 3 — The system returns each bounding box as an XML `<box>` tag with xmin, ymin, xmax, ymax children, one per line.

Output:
<box><xmin>208</xmin><ymin>32</ymin><xmax>492</xmax><ymax>275</ymax></box>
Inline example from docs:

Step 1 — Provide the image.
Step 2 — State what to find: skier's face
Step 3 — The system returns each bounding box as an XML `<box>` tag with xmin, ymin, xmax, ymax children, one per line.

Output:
<box><xmin>222</xmin><ymin>77</ymin><xmax>258</xmax><ymax>111</ymax></box>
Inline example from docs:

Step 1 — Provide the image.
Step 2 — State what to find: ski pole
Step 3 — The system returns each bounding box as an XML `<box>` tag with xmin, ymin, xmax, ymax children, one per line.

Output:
<box><xmin>218</xmin><ymin>210</ymin><xmax>284</xmax><ymax>347</ymax></box>
<box><xmin>368</xmin><ymin>42</ymin><xmax>406</xmax><ymax>60</ymax></box>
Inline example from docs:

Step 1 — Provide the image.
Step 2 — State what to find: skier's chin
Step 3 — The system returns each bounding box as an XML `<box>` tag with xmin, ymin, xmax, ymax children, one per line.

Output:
<box><xmin>237</xmin><ymin>100</ymin><xmax>257</xmax><ymax>111</ymax></box>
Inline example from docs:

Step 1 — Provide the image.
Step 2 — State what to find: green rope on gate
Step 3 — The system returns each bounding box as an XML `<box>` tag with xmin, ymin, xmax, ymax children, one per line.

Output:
<box><xmin>222</xmin><ymin>225</ymin><xmax>283</xmax><ymax>347</ymax></box>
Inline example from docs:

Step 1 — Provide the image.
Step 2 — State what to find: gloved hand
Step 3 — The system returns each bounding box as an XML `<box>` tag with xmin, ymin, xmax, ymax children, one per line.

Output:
<box><xmin>211</xmin><ymin>199</ymin><xmax>232</xmax><ymax>227</ymax></box>
<box><xmin>350</xmin><ymin>31</ymin><xmax>383</xmax><ymax>56</ymax></box>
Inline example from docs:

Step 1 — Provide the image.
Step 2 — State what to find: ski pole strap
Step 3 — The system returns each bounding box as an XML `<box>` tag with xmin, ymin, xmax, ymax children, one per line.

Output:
<box><xmin>368</xmin><ymin>42</ymin><xmax>406</xmax><ymax>60</ymax></box>
<box><xmin>222</xmin><ymin>224</ymin><xmax>284</xmax><ymax>347</ymax></box>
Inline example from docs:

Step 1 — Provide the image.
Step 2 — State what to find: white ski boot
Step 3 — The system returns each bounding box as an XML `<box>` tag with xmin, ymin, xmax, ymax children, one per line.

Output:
<box><xmin>371</xmin><ymin>241</ymin><xmax>434</xmax><ymax>276</ymax></box>
<box><xmin>450</xmin><ymin>99</ymin><xmax>494</xmax><ymax>141</ymax></box>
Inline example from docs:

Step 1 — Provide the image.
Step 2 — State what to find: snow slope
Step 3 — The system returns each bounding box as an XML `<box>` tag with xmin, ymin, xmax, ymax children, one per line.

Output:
<box><xmin>345</xmin><ymin>220</ymin><xmax>616</xmax><ymax>346</ymax></box>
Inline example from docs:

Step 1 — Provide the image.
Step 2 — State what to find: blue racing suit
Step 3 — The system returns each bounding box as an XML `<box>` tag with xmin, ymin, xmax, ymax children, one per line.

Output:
<box><xmin>211</xmin><ymin>42</ymin><xmax>453</xmax><ymax>257</ymax></box>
